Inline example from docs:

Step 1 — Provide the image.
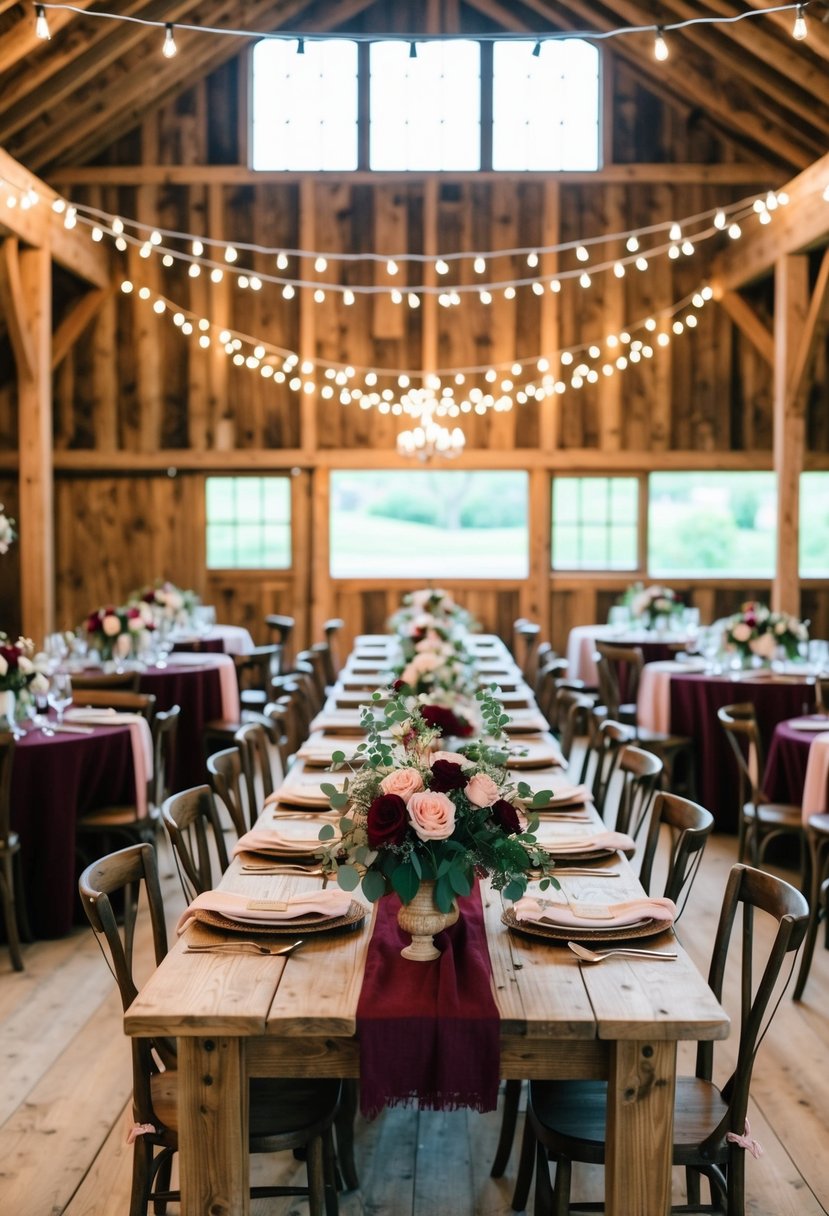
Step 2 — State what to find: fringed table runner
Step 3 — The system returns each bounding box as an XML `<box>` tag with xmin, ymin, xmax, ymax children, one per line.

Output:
<box><xmin>356</xmin><ymin>881</ymin><xmax>500</xmax><ymax>1118</ymax></box>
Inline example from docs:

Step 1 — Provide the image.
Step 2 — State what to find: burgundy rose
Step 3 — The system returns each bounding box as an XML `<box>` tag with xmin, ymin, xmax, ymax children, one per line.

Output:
<box><xmin>126</xmin><ymin>607</ymin><xmax>142</xmax><ymax>620</ymax></box>
<box><xmin>392</xmin><ymin>678</ymin><xmax>406</xmax><ymax>692</ymax></box>
<box><xmin>85</xmin><ymin>612</ymin><xmax>101</xmax><ymax>633</ymax></box>
<box><xmin>429</xmin><ymin>759</ymin><xmax>467</xmax><ymax>793</ymax></box>
<box><xmin>421</xmin><ymin>704</ymin><xmax>472</xmax><ymax>737</ymax></box>
<box><xmin>0</xmin><ymin>644</ymin><xmax>19</xmax><ymax>669</ymax></box>
<box><xmin>492</xmin><ymin>799</ymin><xmax>521</xmax><ymax>835</ymax></box>
<box><xmin>366</xmin><ymin>793</ymin><xmax>408</xmax><ymax>848</ymax></box>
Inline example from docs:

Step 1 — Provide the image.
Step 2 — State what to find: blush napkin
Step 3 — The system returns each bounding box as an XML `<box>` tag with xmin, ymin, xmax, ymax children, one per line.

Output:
<box><xmin>356</xmin><ymin>881</ymin><xmax>499</xmax><ymax>1119</ymax></box>
<box><xmin>176</xmin><ymin>887</ymin><xmax>352</xmax><ymax>934</ymax></box>
<box><xmin>513</xmin><ymin>895</ymin><xmax>676</xmax><ymax>930</ymax></box>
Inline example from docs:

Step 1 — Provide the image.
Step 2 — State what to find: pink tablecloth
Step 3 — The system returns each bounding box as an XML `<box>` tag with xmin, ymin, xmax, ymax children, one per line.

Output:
<box><xmin>765</xmin><ymin>720</ymin><xmax>829</xmax><ymax>824</ymax></box>
<box><xmin>566</xmin><ymin>625</ymin><xmax>689</xmax><ymax>685</ymax></box>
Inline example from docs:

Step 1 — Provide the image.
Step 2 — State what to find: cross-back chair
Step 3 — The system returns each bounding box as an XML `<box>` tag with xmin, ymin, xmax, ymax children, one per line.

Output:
<box><xmin>554</xmin><ymin>689</ymin><xmax>595</xmax><ymax>763</ymax></box>
<box><xmin>637</xmin><ymin>791</ymin><xmax>715</xmax><ymax>916</ymax></box>
<box><xmin>161</xmin><ymin>784</ymin><xmax>230</xmax><ymax>901</ymax></box>
<box><xmin>71</xmin><ymin>671</ymin><xmax>141</xmax><ymax>692</ymax></box>
<box><xmin>264</xmin><ymin>613</ymin><xmax>295</xmax><ymax>671</ymax></box>
<box><xmin>206</xmin><ymin>745</ymin><xmax>249</xmax><ymax>837</ymax></box>
<box><xmin>234</xmin><ymin>643</ymin><xmax>283</xmax><ymax>711</ymax></box>
<box><xmin>514</xmin><ymin>621</ymin><xmax>542</xmax><ymax>687</ymax></box>
<box><xmin>78</xmin><ymin>843</ymin><xmax>342</xmax><ymax>1216</ymax></box>
<box><xmin>0</xmin><ymin>733</ymin><xmax>30</xmax><ymax>971</ymax></box>
<box><xmin>263</xmin><ymin>696</ymin><xmax>302</xmax><ymax>773</ymax></box>
<box><xmin>512</xmin><ymin>863</ymin><xmax>809</xmax><ymax>1216</ymax></box>
<box><xmin>578</xmin><ymin>719</ymin><xmax>636</xmax><ymax>821</ymax></box>
<box><xmin>71</xmin><ymin>688</ymin><xmax>156</xmax><ymax>721</ymax></box>
<box><xmin>235</xmin><ymin>719</ymin><xmax>277</xmax><ymax>817</ymax></box>
<box><xmin>794</xmin><ymin>812</ymin><xmax>829</xmax><ymax>1000</ymax></box>
<box><xmin>321</xmin><ymin>619</ymin><xmax>345</xmax><ymax>685</ymax></box>
<box><xmin>609</xmin><ymin>742</ymin><xmax>663</xmax><ymax>838</ymax></box>
<box><xmin>717</xmin><ymin>702</ymin><xmax>806</xmax><ymax>882</ymax></box>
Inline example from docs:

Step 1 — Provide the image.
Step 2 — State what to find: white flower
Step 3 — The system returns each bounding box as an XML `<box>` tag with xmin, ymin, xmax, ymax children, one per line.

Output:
<box><xmin>751</xmin><ymin>632</ymin><xmax>777</xmax><ymax>659</ymax></box>
<box><xmin>0</xmin><ymin>656</ymin><xmax>7</xmax><ymax>678</ymax></box>
<box><xmin>30</xmin><ymin>673</ymin><xmax>49</xmax><ymax>695</ymax></box>
<box><xmin>102</xmin><ymin>613</ymin><xmax>122</xmax><ymax>637</ymax></box>
<box><xmin>731</xmin><ymin>622</ymin><xmax>752</xmax><ymax>643</ymax></box>
<box><xmin>17</xmin><ymin>656</ymin><xmax>33</xmax><ymax>674</ymax></box>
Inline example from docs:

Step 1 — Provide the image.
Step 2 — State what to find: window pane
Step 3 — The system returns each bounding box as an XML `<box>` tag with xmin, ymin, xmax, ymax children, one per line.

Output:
<box><xmin>493</xmin><ymin>40</ymin><xmax>599</xmax><ymax>171</ymax></box>
<box><xmin>251</xmin><ymin>39</ymin><xmax>358</xmax><ymax>171</ymax></box>
<box><xmin>552</xmin><ymin>477</ymin><xmax>638</xmax><ymax>570</ymax></box>
<box><xmin>648</xmin><ymin>472</ymin><xmax>776</xmax><ymax>577</ymax></box>
<box><xmin>800</xmin><ymin>472</ymin><xmax>829</xmax><ymax>576</ymax></box>
<box><xmin>206</xmin><ymin>476</ymin><xmax>291</xmax><ymax>569</ymax></box>
<box><xmin>330</xmin><ymin>471</ymin><xmax>528</xmax><ymax>578</ymax></box>
<box><xmin>369</xmin><ymin>41</ymin><xmax>481</xmax><ymax>170</ymax></box>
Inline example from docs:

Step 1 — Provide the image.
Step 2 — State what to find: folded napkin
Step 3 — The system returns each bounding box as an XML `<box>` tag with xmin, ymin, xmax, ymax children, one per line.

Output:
<box><xmin>513</xmin><ymin>894</ymin><xmax>676</xmax><ymax>930</ymax></box>
<box><xmin>534</xmin><ymin>828</ymin><xmax>636</xmax><ymax>855</ymax></box>
<box><xmin>233</xmin><ymin>820</ymin><xmax>339</xmax><ymax>857</ymax></box>
<box><xmin>64</xmin><ymin>708</ymin><xmax>153</xmax><ymax>818</ymax></box>
<box><xmin>528</xmin><ymin>783</ymin><xmax>592</xmax><ymax>808</ymax></box>
<box><xmin>264</xmin><ymin>777</ymin><xmax>345</xmax><ymax>807</ymax></box>
<box><xmin>176</xmin><ymin>887</ymin><xmax>352</xmax><ymax>934</ymax></box>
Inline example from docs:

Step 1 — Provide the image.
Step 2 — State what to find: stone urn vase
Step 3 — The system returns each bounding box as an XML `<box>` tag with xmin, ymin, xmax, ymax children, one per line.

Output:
<box><xmin>397</xmin><ymin>880</ymin><xmax>459</xmax><ymax>962</ymax></box>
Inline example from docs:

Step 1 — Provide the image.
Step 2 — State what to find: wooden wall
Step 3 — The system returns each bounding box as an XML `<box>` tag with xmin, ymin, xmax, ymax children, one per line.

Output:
<box><xmin>1</xmin><ymin>43</ymin><xmax>828</xmax><ymax>652</ymax></box>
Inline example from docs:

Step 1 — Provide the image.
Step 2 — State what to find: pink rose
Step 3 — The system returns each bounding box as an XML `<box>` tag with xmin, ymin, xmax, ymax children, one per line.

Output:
<box><xmin>380</xmin><ymin>767</ymin><xmax>424</xmax><ymax>804</ymax></box>
<box><xmin>732</xmin><ymin>622</ymin><xmax>751</xmax><ymax>643</ymax></box>
<box><xmin>102</xmin><ymin>613</ymin><xmax>122</xmax><ymax>637</ymax></box>
<box><xmin>430</xmin><ymin>750</ymin><xmax>473</xmax><ymax>768</ymax></box>
<box><xmin>407</xmin><ymin>790</ymin><xmax>456</xmax><ymax>840</ymax></box>
<box><xmin>464</xmin><ymin>772</ymin><xmax>501</xmax><ymax>808</ymax></box>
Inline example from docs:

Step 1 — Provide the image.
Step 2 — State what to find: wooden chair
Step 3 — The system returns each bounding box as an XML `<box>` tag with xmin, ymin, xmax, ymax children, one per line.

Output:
<box><xmin>264</xmin><ymin>613</ymin><xmax>296</xmax><ymax>671</ymax></box>
<box><xmin>717</xmin><ymin>702</ymin><xmax>807</xmax><ymax>883</ymax></box>
<box><xmin>322</xmin><ymin>618</ymin><xmax>346</xmax><ymax>684</ymax></box>
<box><xmin>262</xmin><ymin>697</ymin><xmax>300</xmax><ymax>773</ymax></box>
<box><xmin>71</xmin><ymin>689</ymin><xmax>156</xmax><ymax>722</ymax></box>
<box><xmin>235</xmin><ymin>643</ymin><xmax>284</xmax><ymax>710</ymax></box>
<box><xmin>637</xmin><ymin>791</ymin><xmax>715</xmax><ymax>915</ymax></box>
<box><xmin>0</xmin><ymin>733</ymin><xmax>30</xmax><ymax>971</ymax></box>
<box><xmin>594</xmin><ymin>641</ymin><xmax>695</xmax><ymax>795</ymax></box>
<box><xmin>793</xmin><ymin>812</ymin><xmax>829</xmax><ymax>1000</ymax></box>
<box><xmin>554</xmin><ymin>689</ymin><xmax>595</xmax><ymax>763</ymax></box>
<box><xmin>161</xmin><ymin>784</ymin><xmax>231</xmax><ymax>901</ymax></box>
<box><xmin>579</xmin><ymin>719</ymin><xmax>636</xmax><ymax>821</ymax></box>
<box><xmin>610</xmin><ymin>743</ymin><xmax>663</xmax><ymax>838</ymax></box>
<box><xmin>234</xmin><ymin>719</ymin><xmax>277</xmax><ymax>818</ymax></box>
<box><xmin>206</xmin><ymin>745</ymin><xmax>249</xmax><ymax>837</ymax></box>
<box><xmin>78</xmin><ymin>843</ymin><xmax>341</xmax><ymax>1216</ymax></box>
<box><xmin>512</xmin><ymin>863</ymin><xmax>808</xmax><ymax>1216</ymax></box>
<box><xmin>76</xmin><ymin>706</ymin><xmax>180</xmax><ymax>859</ymax></box>
<box><xmin>71</xmin><ymin>670</ymin><xmax>141</xmax><ymax>692</ymax></box>
<box><xmin>515</xmin><ymin>621</ymin><xmax>542</xmax><ymax>686</ymax></box>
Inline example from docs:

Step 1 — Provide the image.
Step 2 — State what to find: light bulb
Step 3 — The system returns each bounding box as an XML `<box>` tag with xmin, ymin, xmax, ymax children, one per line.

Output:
<box><xmin>473</xmin><ymin>256</ymin><xmax>486</xmax><ymax>274</ymax></box>
<box><xmin>654</xmin><ymin>28</ymin><xmax>669</xmax><ymax>61</ymax></box>
<box><xmin>225</xmin><ymin>246</ymin><xmax>237</xmax><ymax>263</ymax></box>
<box><xmin>576</xmin><ymin>245</ymin><xmax>589</xmax><ymax>262</ymax></box>
<box><xmin>626</xmin><ymin>235</ymin><xmax>639</xmax><ymax>252</ymax></box>
<box><xmin>35</xmin><ymin>5</ymin><xmax>50</xmax><ymax>39</ymax></box>
<box><xmin>162</xmin><ymin>24</ymin><xmax>177</xmax><ymax>58</ymax></box>
<box><xmin>714</xmin><ymin>209</ymin><xmax>726</xmax><ymax>230</ymax></box>
<box><xmin>436</xmin><ymin>259</ymin><xmax>449</xmax><ymax>275</ymax></box>
<box><xmin>386</xmin><ymin>259</ymin><xmax>398</xmax><ymax>276</ymax></box>
<box><xmin>314</xmin><ymin>256</ymin><xmax>327</xmax><ymax>272</ymax></box>
<box><xmin>793</xmin><ymin>5</ymin><xmax>807</xmax><ymax>39</ymax></box>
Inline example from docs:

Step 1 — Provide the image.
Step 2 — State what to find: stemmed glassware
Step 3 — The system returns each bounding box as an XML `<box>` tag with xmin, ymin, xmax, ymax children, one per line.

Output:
<box><xmin>47</xmin><ymin>673</ymin><xmax>73</xmax><ymax>724</ymax></box>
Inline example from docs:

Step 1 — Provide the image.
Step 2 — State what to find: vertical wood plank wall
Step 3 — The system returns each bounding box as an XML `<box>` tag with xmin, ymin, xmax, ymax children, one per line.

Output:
<box><xmin>1</xmin><ymin>52</ymin><xmax>828</xmax><ymax>648</ymax></box>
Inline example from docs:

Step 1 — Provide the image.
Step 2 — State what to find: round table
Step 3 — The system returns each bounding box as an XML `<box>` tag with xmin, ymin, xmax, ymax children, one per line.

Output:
<box><xmin>171</xmin><ymin>624</ymin><xmax>254</xmax><ymax>657</ymax></box>
<box><xmin>11</xmin><ymin>721</ymin><xmax>137</xmax><ymax>937</ymax></box>
<box><xmin>566</xmin><ymin>625</ymin><xmax>691</xmax><ymax>685</ymax></box>
<box><xmin>765</xmin><ymin>718</ymin><xmax>829</xmax><ymax>813</ymax></box>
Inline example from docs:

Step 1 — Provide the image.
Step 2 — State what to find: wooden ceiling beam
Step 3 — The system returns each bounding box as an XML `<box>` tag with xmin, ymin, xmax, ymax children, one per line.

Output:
<box><xmin>0</xmin><ymin>0</ymin><xmax>201</xmax><ymax>145</ymax></box>
<box><xmin>790</xmin><ymin>248</ymin><xmax>829</xmax><ymax>412</ymax></box>
<box><xmin>654</xmin><ymin>0</ymin><xmax>829</xmax><ymax>135</ymax></box>
<box><xmin>711</xmin><ymin>149</ymin><xmax>829</xmax><ymax>289</ymax></box>
<box><xmin>51</xmin><ymin>287</ymin><xmax>110</xmax><ymax>371</ymax></box>
<box><xmin>716</xmin><ymin>290</ymin><xmax>774</xmax><ymax>366</ymax></box>
<box><xmin>0</xmin><ymin>239</ymin><xmax>36</xmax><ymax>379</ymax></box>
<box><xmin>0</xmin><ymin>147</ymin><xmax>110</xmax><ymax>288</ymax></box>
<box><xmin>0</xmin><ymin>0</ymin><xmax>97</xmax><ymax>75</ymax></box>
<box><xmin>744</xmin><ymin>0</ymin><xmax>829</xmax><ymax>63</ymax></box>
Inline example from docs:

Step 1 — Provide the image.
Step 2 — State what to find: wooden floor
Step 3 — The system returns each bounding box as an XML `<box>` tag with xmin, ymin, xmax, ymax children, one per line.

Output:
<box><xmin>2</xmin><ymin>833</ymin><xmax>829</xmax><ymax>1215</ymax></box>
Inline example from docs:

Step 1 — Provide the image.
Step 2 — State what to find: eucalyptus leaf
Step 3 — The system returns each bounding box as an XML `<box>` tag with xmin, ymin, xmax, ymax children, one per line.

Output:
<box><xmin>532</xmin><ymin>790</ymin><xmax>553</xmax><ymax>807</ymax></box>
<box><xmin>337</xmin><ymin>864</ymin><xmax>361</xmax><ymax>892</ymax></box>
<box><xmin>503</xmin><ymin>878</ymin><xmax>526</xmax><ymax>902</ymax></box>
<box><xmin>318</xmin><ymin>823</ymin><xmax>337</xmax><ymax>841</ymax></box>
<box><xmin>361</xmin><ymin>868</ymin><xmax>387</xmax><ymax>902</ymax></box>
<box><xmin>391</xmin><ymin>863</ymin><xmax>420</xmax><ymax>905</ymax></box>
<box><xmin>331</xmin><ymin>750</ymin><xmax>346</xmax><ymax>763</ymax></box>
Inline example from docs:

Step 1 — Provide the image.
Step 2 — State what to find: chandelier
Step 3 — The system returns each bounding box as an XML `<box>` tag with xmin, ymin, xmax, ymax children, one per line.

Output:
<box><xmin>396</xmin><ymin>390</ymin><xmax>466</xmax><ymax>462</ymax></box>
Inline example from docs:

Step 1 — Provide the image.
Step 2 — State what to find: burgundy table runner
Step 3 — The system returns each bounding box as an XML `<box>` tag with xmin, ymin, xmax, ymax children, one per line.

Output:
<box><xmin>356</xmin><ymin>881</ymin><xmax>500</xmax><ymax>1118</ymax></box>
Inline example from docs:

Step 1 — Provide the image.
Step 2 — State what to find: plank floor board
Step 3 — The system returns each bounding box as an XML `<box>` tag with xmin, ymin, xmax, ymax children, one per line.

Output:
<box><xmin>2</xmin><ymin>822</ymin><xmax>829</xmax><ymax>1214</ymax></box>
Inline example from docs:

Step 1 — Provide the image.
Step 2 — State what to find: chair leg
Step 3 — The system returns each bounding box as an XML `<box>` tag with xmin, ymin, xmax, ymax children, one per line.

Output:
<box><xmin>512</xmin><ymin>1112</ymin><xmax>538</xmax><ymax>1212</ymax></box>
<box><xmin>306</xmin><ymin>1134</ymin><xmax>326</xmax><ymax>1216</ymax></box>
<box><xmin>322</xmin><ymin>1127</ymin><xmax>340</xmax><ymax>1216</ymax></box>
<box><xmin>13</xmin><ymin>854</ymin><xmax>32</xmax><ymax>942</ymax></box>
<box><xmin>533</xmin><ymin>1140</ymin><xmax>554</xmax><ymax>1216</ymax></box>
<box><xmin>551</xmin><ymin>1155</ymin><xmax>572</xmax><ymax>1216</ymax></box>
<box><xmin>491</xmin><ymin>1079</ymin><xmax>522</xmax><ymax>1177</ymax></box>
<box><xmin>152</xmin><ymin>1149</ymin><xmax>174</xmax><ymax>1215</ymax></box>
<box><xmin>129</xmin><ymin>1140</ymin><xmax>153</xmax><ymax>1216</ymax></box>
<box><xmin>794</xmin><ymin>838</ymin><xmax>829</xmax><ymax>1000</ymax></box>
<box><xmin>685</xmin><ymin>1165</ymin><xmax>701</xmax><ymax>1207</ymax></box>
<box><xmin>0</xmin><ymin>856</ymin><xmax>24</xmax><ymax>971</ymax></box>
<box><xmin>334</xmin><ymin>1078</ymin><xmax>360</xmax><ymax>1190</ymax></box>
<box><xmin>726</xmin><ymin>1148</ymin><xmax>746</xmax><ymax>1216</ymax></box>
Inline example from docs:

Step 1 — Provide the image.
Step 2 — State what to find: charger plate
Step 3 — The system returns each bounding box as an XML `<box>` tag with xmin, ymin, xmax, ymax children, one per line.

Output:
<box><xmin>501</xmin><ymin>906</ymin><xmax>670</xmax><ymax>944</ymax></box>
<box><xmin>542</xmin><ymin>846</ymin><xmax>619</xmax><ymax>862</ymax></box>
<box><xmin>189</xmin><ymin>900</ymin><xmax>367</xmax><ymax>936</ymax></box>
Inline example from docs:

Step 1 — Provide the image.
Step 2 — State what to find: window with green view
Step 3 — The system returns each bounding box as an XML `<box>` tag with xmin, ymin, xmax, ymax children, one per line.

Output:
<box><xmin>648</xmin><ymin>471</ymin><xmax>776</xmax><ymax>577</ymax></box>
<box><xmin>206</xmin><ymin>477</ymin><xmax>291</xmax><ymax>569</ymax></box>
<box><xmin>329</xmin><ymin>470</ymin><xmax>528</xmax><ymax>578</ymax></box>
<box><xmin>800</xmin><ymin>471</ymin><xmax>829</xmax><ymax>577</ymax></box>
<box><xmin>551</xmin><ymin>476</ymin><xmax>639</xmax><ymax>570</ymax></box>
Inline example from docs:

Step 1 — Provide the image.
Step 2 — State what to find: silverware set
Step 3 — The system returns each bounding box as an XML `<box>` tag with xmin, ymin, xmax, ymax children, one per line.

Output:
<box><xmin>185</xmin><ymin>938</ymin><xmax>306</xmax><ymax>958</ymax></box>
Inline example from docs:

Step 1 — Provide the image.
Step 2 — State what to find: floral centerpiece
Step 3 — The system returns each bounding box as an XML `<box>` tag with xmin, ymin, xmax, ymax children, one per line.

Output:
<box><xmin>317</xmin><ymin>686</ymin><xmax>557</xmax><ymax>938</ymax></box>
<box><xmin>724</xmin><ymin>601</ymin><xmax>808</xmax><ymax>664</ymax></box>
<box><xmin>131</xmin><ymin>580</ymin><xmax>199</xmax><ymax>629</ymax></box>
<box><xmin>0</xmin><ymin>634</ymin><xmax>49</xmax><ymax>727</ymax></box>
<box><xmin>85</xmin><ymin>603</ymin><xmax>155</xmax><ymax>662</ymax></box>
<box><xmin>390</xmin><ymin>588</ymin><xmax>478</xmax><ymax>660</ymax></box>
<box><xmin>0</xmin><ymin>505</ymin><xmax>16</xmax><ymax>555</ymax></box>
<box><xmin>622</xmin><ymin>582</ymin><xmax>683</xmax><ymax>628</ymax></box>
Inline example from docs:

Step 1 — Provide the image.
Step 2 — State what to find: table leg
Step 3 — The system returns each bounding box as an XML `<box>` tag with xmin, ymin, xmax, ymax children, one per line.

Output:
<box><xmin>179</xmin><ymin>1037</ymin><xmax>249</xmax><ymax>1216</ymax></box>
<box><xmin>605</xmin><ymin>1039</ymin><xmax>676</xmax><ymax>1216</ymax></box>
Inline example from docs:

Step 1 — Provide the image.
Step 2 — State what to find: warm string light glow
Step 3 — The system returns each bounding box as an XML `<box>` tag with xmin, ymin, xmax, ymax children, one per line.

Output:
<box><xmin>31</xmin><ymin>3</ymin><xmax>815</xmax><ymax>52</ymax></box>
<box><xmin>121</xmin><ymin>277</ymin><xmax>716</xmax><ymax>417</ymax></box>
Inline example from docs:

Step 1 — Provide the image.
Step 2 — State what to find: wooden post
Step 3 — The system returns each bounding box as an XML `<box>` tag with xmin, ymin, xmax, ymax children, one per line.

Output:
<box><xmin>6</xmin><ymin>243</ymin><xmax>54</xmax><ymax>639</ymax></box>
<box><xmin>772</xmin><ymin>255</ymin><xmax>809</xmax><ymax>616</ymax></box>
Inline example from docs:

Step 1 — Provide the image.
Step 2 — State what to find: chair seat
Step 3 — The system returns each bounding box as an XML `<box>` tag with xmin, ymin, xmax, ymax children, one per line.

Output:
<box><xmin>79</xmin><ymin>805</ymin><xmax>156</xmax><ymax>829</ymax></box>
<box><xmin>635</xmin><ymin>728</ymin><xmax>692</xmax><ymax>751</ymax></box>
<box><xmin>150</xmin><ymin>1070</ymin><xmax>341</xmax><ymax>1145</ymax></box>
<box><xmin>807</xmin><ymin>812</ymin><xmax>829</xmax><ymax>836</ymax></box>
<box><xmin>745</xmin><ymin>801</ymin><xmax>803</xmax><ymax>829</ymax></box>
<box><xmin>529</xmin><ymin>1074</ymin><xmax>730</xmax><ymax>1166</ymax></box>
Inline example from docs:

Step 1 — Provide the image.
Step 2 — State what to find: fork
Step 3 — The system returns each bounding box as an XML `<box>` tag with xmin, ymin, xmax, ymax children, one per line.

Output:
<box><xmin>185</xmin><ymin>938</ymin><xmax>305</xmax><ymax>957</ymax></box>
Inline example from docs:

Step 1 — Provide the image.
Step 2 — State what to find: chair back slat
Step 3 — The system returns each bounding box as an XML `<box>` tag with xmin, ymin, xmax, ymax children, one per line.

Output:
<box><xmin>207</xmin><ymin>746</ymin><xmax>249</xmax><ymax>836</ymax></box>
<box><xmin>717</xmin><ymin>702</ymin><xmax>767</xmax><ymax>802</ymax></box>
<box><xmin>72</xmin><ymin>689</ymin><xmax>156</xmax><ymax>721</ymax></box>
<box><xmin>234</xmin><ymin>721</ymin><xmax>276</xmax><ymax>821</ymax></box>
<box><xmin>162</xmin><ymin>785</ymin><xmax>229</xmax><ymax>901</ymax></box>
<box><xmin>613</xmin><ymin>743</ymin><xmax>662</xmax><ymax>838</ymax></box>
<box><xmin>151</xmin><ymin>704</ymin><xmax>180</xmax><ymax>809</ymax></box>
<box><xmin>594</xmin><ymin>642</ymin><xmax>645</xmax><ymax>721</ymax></box>
<box><xmin>637</xmin><ymin>790</ymin><xmax>714</xmax><ymax>912</ymax></box>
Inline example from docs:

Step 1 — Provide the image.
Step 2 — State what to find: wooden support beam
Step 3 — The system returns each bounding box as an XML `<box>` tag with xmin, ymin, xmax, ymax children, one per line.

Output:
<box><xmin>0</xmin><ymin>0</ymin><xmax>97</xmax><ymax>75</ymax></box>
<box><xmin>0</xmin><ymin>239</ymin><xmax>36</xmax><ymax>379</ymax></box>
<box><xmin>711</xmin><ymin>149</ymin><xmax>829</xmax><ymax>290</ymax></box>
<box><xmin>51</xmin><ymin>288</ymin><xmax>108</xmax><ymax>370</ymax></box>
<box><xmin>0</xmin><ymin>147</ymin><xmax>110</xmax><ymax>288</ymax></box>
<box><xmin>772</xmin><ymin>255</ymin><xmax>809</xmax><ymax>616</ymax></box>
<box><xmin>716</xmin><ymin>290</ymin><xmax>774</xmax><ymax>366</ymax></box>
<box><xmin>16</xmin><ymin>246</ymin><xmax>55</xmax><ymax>639</ymax></box>
<box><xmin>790</xmin><ymin>248</ymin><xmax>829</xmax><ymax>412</ymax></box>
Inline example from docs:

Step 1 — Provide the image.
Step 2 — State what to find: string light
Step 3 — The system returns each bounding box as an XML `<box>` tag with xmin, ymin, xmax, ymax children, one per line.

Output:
<box><xmin>35</xmin><ymin>4</ymin><xmax>50</xmax><ymax>39</ymax></box>
<box><xmin>162</xmin><ymin>23</ymin><xmax>177</xmax><ymax>58</ymax></box>
<box><xmin>32</xmin><ymin>3</ymin><xmax>814</xmax><ymax>49</ymax></box>
<box><xmin>654</xmin><ymin>27</ymin><xmax>669</xmax><ymax>61</ymax></box>
<box><xmin>792</xmin><ymin>4</ymin><xmax>808</xmax><ymax>39</ymax></box>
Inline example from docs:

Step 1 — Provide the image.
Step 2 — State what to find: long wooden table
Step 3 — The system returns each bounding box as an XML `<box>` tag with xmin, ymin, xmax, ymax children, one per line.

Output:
<box><xmin>124</xmin><ymin>634</ymin><xmax>729</xmax><ymax>1216</ymax></box>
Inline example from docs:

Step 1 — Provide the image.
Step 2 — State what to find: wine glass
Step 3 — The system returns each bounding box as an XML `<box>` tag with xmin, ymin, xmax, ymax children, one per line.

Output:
<box><xmin>47</xmin><ymin>674</ymin><xmax>73</xmax><ymax>724</ymax></box>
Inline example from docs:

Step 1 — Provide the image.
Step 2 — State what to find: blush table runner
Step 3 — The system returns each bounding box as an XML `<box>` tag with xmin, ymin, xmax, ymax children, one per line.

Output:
<box><xmin>356</xmin><ymin>882</ymin><xmax>500</xmax><ymax>1118</ymax></box>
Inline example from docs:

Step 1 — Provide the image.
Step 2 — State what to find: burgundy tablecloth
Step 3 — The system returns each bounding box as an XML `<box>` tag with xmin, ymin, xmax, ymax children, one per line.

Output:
<box><xmin>764</xmin><ymin>720</ymin><xmax>817</xmax><ymax>806</ymax></box>
<box><xmin>670</xmin><ymin>675</ymin><xmax>816</xmax><ymax>831</ymax></box>
<box><xmin>139</xmin><ymin>663</ymin><xmax>225</xmax><ymax>790</ymax></box>
<box><xmin>11</xmin><ymin>724</ymin><xmax>136</xmax><ymax>937</ymax></box>
<box><xmin>356</xmin><ymin>882</ymin><xmax>500</xmax><ymax>1118</ymax></box>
